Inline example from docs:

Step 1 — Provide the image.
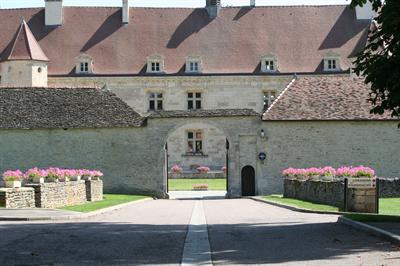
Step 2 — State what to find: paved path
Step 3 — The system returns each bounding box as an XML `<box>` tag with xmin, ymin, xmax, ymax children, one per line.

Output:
<box><xmin>0</xmin><ymin>208</ymin><xmax>79</xmax><ymax>220</ymax></box>
<box><xmin>0</xmin><ymin>199</ymin><xmax>399</xmax><ymax>265</ymax></box>
<box><xmin>169</xmin><ymin>190</ymin><xmax>227</xmax><ymax>200</ymax></box>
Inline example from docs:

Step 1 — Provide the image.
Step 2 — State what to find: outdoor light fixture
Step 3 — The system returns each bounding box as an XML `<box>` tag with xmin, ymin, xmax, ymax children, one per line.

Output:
<box><xmin>260</xmin><ymin>129</ymin><xmax>266</xmax><ymax>139</ymax></box>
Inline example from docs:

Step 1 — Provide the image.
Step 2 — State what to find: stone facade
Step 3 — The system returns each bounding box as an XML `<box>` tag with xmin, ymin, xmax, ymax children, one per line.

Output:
<box><xmin>0</xmin><ymin>188</ymin><xmax>35</xmax><ymax>208</ymax></box>
<box><xmin>1</xmin><ymin>60</ymin><xmax>48</xmax><ymax>87</ymax></box>
<box><xmin>86</xmin><ymin>180</ymin><xmax>103</xmax><ymax>202</ymax></box>
<box><xmin>26</xmin><ymin>181</ymin><xmax>87</xmax><ymax>208</ymax></box>
<box><xmin>258</xmin><ymin>121</ymin><xmax>400</xmax><ymax>195</ymax></box>
<box><xmin>49</xmin><ymin>76</ymin><xmax>291</xmax><ymax>115</ymax></box>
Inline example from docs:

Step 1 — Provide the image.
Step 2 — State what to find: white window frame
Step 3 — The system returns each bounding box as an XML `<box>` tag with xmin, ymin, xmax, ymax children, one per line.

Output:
<box><xmin>187</xmin><ymin>130</ymin><xmax>203</xmax><ymax>154</ymax></box>
<box><xmin>187</xmin><ymin>92</ymin><xmax>202</xmax><ymax>110</ymax></box>
<box><xmin>263</xmin><ymin>91</ymin><xmax>277</xmax><ymax>111</ymax></box>
<box><xmin>323</xmin><ymin>52</ymin><xmax>341</xmax><ymax>72</ymax></box>
<box><xmin>75</xmin><ymin>53</ymin><xmax>94</xmax><ymax>74</ymax></box>
<box><xmin>147</xmin><ymin>55</ymin><xmax>164</xmax><ymax>73</ymax></box>
<box><xmin>148</xmin><ymin>92</ymin><xmax>163</xmax><ymax>111</ymax></box>
<box><xmin>185</xmin><ymin>56</ymin><xmax>202</xmax><ymax>73</ymax></box>
<box><xmin>261</xmin><ymin>54</ymin><xmax>278</xmax><ymax>73</ymax></box>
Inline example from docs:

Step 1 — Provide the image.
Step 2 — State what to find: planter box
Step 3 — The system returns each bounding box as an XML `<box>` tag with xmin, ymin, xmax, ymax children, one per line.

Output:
<box><xmin>70</xmin><ymin>176</ymin><xmax>81</xmax><ymax>181</ymax></box>
<box><xmin>31</xmin><ymin>177</ymin><xmax>44</xmax><ymax>184</ymax></box>
<box><xmin>5</xmin><ymin>181</ymin><xmax>21</xmax><ymax>188</ymax></box>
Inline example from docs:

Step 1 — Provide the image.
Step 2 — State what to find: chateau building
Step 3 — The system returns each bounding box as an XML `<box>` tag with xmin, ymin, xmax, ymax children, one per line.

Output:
<box><xmin>0</xmin><ymin>0</ymin><xmax>398</xmax><ymax>197</ymax></box>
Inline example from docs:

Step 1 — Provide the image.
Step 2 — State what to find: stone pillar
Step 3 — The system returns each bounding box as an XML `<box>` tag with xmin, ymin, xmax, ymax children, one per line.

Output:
<box><xmin>349</xmin><ymin>188</ymin><xmax>377</xmax><ymax>213</ymax></box>
<box><xmin>85</xmin><ymin>180</ymin><xmax>104</xmax><ymax>202</ymax></box>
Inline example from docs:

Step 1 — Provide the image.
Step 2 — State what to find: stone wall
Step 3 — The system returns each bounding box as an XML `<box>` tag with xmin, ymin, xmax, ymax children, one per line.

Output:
<box><xmin>284</xmin><ymin>179</ymin><xmax>380</xmax><ymax>213</ymax></box>
<box><xmin>49</xmin><ymin>75</ymin><xmax>291</xmax><ymax>115</ymax></box>
<box><xmin>0</xmin><ymin>188</ymin><xmax>35</xmax><ymax>208</ymax></box>
<box><xmin>26</xmin><ymin>181</ymin><xmax>87</xmax><ymax>209</ymax></box>
<box><xmin>379</xmin><ymin>178</ymin><xmax>400</xmax><ymax>198</ymax></box>
<box><xmin>86</xmin><ymin>180</ymin><xmax>103</xmax><ymax>202</ymax></box>
<box><xmin>283</xmin><ymin>179</ymin><xmax>345</xmax><ymax>207</ymax></box>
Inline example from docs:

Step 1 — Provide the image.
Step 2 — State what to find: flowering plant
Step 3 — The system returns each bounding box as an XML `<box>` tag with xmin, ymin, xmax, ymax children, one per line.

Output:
<box><xmin>349</xmin><ymin>166</ymin><xmax>375</xmax><ymax>178</ymax></box>
<box><xmin>282</xmin><ymin>168</ymin><xmax>306</xmax><ymax>178</ymax></box>
<box><xmin>283</xmin><ymin>165</ymin><xmax>376</xmax><ymax>179</ymax></box>
<box><xmin>321</xmin><ymin>166</ymin><xmax>336</xmax><ymax>177</ymax></box>
<box><xmin>197</xmin><ymin>166</ymin><xmax>210</xmax><ymax>173</ymax></box>
<box><xmin>221</xmin><ymin>166</ymin><xmax>227</xmax><ymax>173</ymax></box>
<box><xmin>171</xmin><ymin>165</ymin><xmax>183</xmax><ymax>173</ymax></box>
<box><xmin>25</xmin><ymin>168</ymin><xmax>47</xmax><ymax>180</ymax></box>
<box><xmin>192</xmin><ymin>184</ymin><xmax>209</xmax><ymax>190</ymax></box>
<box><xmin>305</xmin><ymin>168</ymin><xmax>323</xmax><ymax>177</ymax></box>
<box><xmin>3</xmin><ymin>170</ymin><xmax>24</xmax><ymax>182</ymax></box>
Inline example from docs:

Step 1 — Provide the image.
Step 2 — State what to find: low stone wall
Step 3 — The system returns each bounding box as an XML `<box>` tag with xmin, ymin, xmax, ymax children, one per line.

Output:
<box><xmin>283</xmin><ymin>179</ymin><xmax>344</xmax><ymax>207</ymax></box>
<box><xmin>284</xmin><ymin>179</ymin><xmax>379</xmax><ymax>213</ymax></box>
<box><xmin>86</xmin><ymin>180</ymin><xmax>103</xmax><ymax>201</ymax></box>
<box><xmin>26</xmin><ymin>181</ymin><xmax>87</xmax><ymax>209</ymax></box>
<box><xmin>379</xmin><ymin>178</ymin><xmax>400</xmax><ymax>198</ymax></box>
<box><xmin>169</xmin><ymin>172</ymin><xmax>226</xmax><ymax>179</ymax></box>
<box><xmin>0</xmin><ymin>188</ymin><xmax>35</xmax><ymax>208</ymax></box>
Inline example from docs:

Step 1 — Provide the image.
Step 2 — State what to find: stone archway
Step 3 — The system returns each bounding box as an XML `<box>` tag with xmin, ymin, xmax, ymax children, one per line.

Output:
<box><xmin>164</xmin><ymin>121</ymin><xmax>230</xmax><ymax>198</ymax></box>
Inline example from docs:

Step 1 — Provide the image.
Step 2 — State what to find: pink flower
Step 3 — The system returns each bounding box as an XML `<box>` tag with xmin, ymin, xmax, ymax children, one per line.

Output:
<box><xmin>3</xmin><ymin>170</ymin><xmax>24</xmax><ymax>181</ymax></box>
<box><xmin>197</xmin><ymin>166</ymin><xmax>210</xmax><ymax>173</ymax></box>
<box><xmin>171</xmin><ymin>165</ymin><xmax>183</xmax><ymax>173</ymax></box>
<box><xmin>321</xmin><ymin>166</ymin><xmax>336</xmax><ymax>177</ymax></box>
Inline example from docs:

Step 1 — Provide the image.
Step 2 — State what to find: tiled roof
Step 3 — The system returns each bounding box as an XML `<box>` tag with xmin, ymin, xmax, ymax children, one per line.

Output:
<box><xmin>0</xmin><ymin>6</ymin><xmax>369</xmax><ymax>75</ymax></box>
<box><xmin>263</xmin><ymin>76</ymin><xmax>396</xmax><ymax>121</ymax></box>
<box><xmin>1</xmin><ymin>20</ymin><xmax>48</xmax><ymax>62</ymax></box>
<box><xmin>0</xmin><ymin>87</ymin><xmax>145</xmax><ymax>129</ymax></box>
<box><xmin>148</xmin><ymin>109</ymin><xmax>259</xmax><ymax>118</ymax></box>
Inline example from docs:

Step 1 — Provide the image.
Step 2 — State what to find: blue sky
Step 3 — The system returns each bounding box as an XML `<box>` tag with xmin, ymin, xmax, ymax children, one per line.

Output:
<box><xmin>0</xmin><ymin>0</ymin><xmax>350</xmax><ymax>8</ymax></box>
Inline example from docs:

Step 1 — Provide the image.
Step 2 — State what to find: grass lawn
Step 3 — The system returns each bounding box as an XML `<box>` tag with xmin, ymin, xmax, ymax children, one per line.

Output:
<box><xmin>379</xmin><ymin>198</ymin><xmax>400</xmax><ymax>215</ymax></box>
<box><xmin>61</xmin><ymin>194</ymin><xmax>149</xmax><ymax>213</ymax></box>
<box><xmin>169</xmin><ymin>178</ymin><xmax>226</xmax><ymax>191</ymax></box>
<box><xmin>263</xmin><ymin>194</ymin><xmax>339</xmax><ymax>212</ymax></box>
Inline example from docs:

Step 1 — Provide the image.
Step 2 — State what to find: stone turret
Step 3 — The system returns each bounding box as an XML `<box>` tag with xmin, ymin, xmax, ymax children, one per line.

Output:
<box><xmin>0</xmin><ymin>20</ymin><xmax>49</xmax><ymax>87</ymax></box>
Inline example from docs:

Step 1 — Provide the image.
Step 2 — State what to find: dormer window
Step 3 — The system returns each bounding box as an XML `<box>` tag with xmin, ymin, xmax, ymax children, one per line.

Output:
<box><xmin>323</xmin><ymin>52</ymin><xmax>341</xmax><ymax>72</ymax></box>
<box><xmin>261</xmin><ymin>55</ymin><xmax>278</xmax><ymax>73</ymax></box>
<box><xmin>75</xmin><ymin>53</ymin><xmax>93</xmax><ymax>74</ymax></box>
<box><xmin>147</xmin><ymin>55</ymin><xmax>164</xmax><ymax>73</ymax></box>
<box><xmin>186</xmin><ymin>56</ymin><xmax>202</xmax><ymax>73</ymax></box>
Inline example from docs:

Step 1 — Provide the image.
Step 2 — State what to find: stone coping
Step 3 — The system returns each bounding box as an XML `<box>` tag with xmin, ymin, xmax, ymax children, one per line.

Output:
<box><xmin>0</xmin><ymin>187</ymin><xmax>34</xmax><ymax>191</ymax></box>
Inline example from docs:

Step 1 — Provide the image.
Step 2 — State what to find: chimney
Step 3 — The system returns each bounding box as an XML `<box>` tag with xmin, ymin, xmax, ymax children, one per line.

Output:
<box><xmin>250</xmin><ymin>0</ymin><xmax>256</xmax><ymax>7</ymax></box>
<box><xmin>45</xmin><ymin>0</ymin><xmax>63</xmax><ymax>26</ymax></box>
<box><xmin>356</xmin><ymin>1</ymin><xmax>375</xmax><ymax>20</ymax></box>
<box><xmin>122</xmin><ymin>0</ymin><xmax>129</xmax><ymax>24</ymax></box>
<box><xmin>206</xmin><ymin>0</ymin><xmax>221</xmax><ymax>19</ymax></box>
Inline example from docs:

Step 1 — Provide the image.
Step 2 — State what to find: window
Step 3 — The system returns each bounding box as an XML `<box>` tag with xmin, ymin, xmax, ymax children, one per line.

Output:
<box><xmin>188</xmin><ymin>92</ymin><xmax>202</xmax><ymax>110</ymax></box>
<box><xmin>187</xmin><ymin>131</ymin><xmax>203</xmax><ymax>154</ymax></box>
<box><xmin>149</xmin><ymin>93</ymin><xmax>163</xmax><ymax>111</ymax></box>
<box><xmin>151</xmin><ymin>62</ymin><xmax>160</xmax><ymax>72</ymax></box>
<box><xmin>186</xmin><ymin>56</ymin><xmax>202</xmax><ymax>73</ymax></box>
<box><xmin>80</xmin><ymin>62</ymin><xmax>89</xmax><ymax>73</ymax></box>
<box><xmin>189</xmin><ymin>61</ymin><xmax>199</xmax><ymax>72</ymax></box>
<box><xmin>75</xmin><ymin>53</ymin><xmax>93</xmax><ymax>74</ymax></box>
<box><xmin>327</xmin><ymin>59</ymin><xmax>337</xmax><ymax>70</ymax></box>
<box><xmin>147</xmin><ymin>55</ymin><xmax>164</xmax><ymax>73</ymax></box>
<box><xmin>265</xmin><ymin>60</ymin><xmax>274</xmax><ymax>71</ymax></box>
<box><xmin>263</xmin><ymin>91</ymin><xmax>277</xmax><ymax>111</ymax></box>
<box><xmin>323</xmin><ymin>52</ymin><xmax>340</xmax><ymax>71</ymax></box>
<box><xmin>261</xmin><ymin>55</ymin><xmax>278</xmax><ymax>73</ymax></box>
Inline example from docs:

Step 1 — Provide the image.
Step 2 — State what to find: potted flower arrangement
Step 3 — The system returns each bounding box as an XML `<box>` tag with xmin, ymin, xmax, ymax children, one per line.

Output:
<box><xmin>45</xmin><ymin>168</ymin><xmax>60</xmax><ymax>183</ymax></box>
<box><xmin>336</xmin><ymin>166</ymin><xmax>354</xmax><ymax>180</ymax></box>
<box><xmin>197</xmin><ymin>166</ymin><xmax>210</xmax><ymax>174</ymax></box>
<box><xmin>2</xmin><ymin>170</ymin><xmax>23</xmax><ymax>188</ymax></box>
<box><xmin>90</xmin><ymin>170</ymin><xmax>103</xmax><ymax>180</ymax></box>
<box><xmin>221</xmin><ymin>166</ymin><xmax>227</xmax><ymax>173</ymax></box>
<box><xmin>282</xmin><ymin>168</ymin><xmax>307</xmax><ymax>180</ymax></box>
<box><xmin>305</xmin><ymin>168</ymin><xmax>323</xmax><ymax>181</ymax></box>
<box><xmin>320</xmin><ymin>166</ymin><xmax>336</xmax><ymax>181</ymax></box>
<box><xmin>80</xmin><ymin>169</ymin><xmax>92</xmax><ymax>181</ymax></box>
<box><xmin>65</xmin><ymin>169</ymin><xmax>81</xmax><ymax>181</ymax></box>
<box><xmin>25</xmin><ymin>168</ymin><xmax>46</xmax><ymax>183</ymax></box>
<box><xmin>171</xmin><ymin>165</ymin><xmax>183</xmax><ymax>174</ymax></box>
<box><xmin>350</xmin><ymin>166</ymin><xmax>375</xmax><ymax>178</ymax></box>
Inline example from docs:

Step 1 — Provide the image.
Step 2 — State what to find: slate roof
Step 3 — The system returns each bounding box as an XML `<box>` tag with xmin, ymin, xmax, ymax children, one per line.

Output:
<box><xmin>0</xmin><ymin>87</ymin><xmax>145</xmax><ymax>129</ymax></box>
<box><xmin>0</xmin><ymin>5</ymin><xmax>369</xmax><ymax>75</ymax></box>
<box><xmin>1</xmin><ymin>20</ymin><xmax>48</xmax><ymax>62</ymax></box>
<box><xmin>263</xmin><ymin>76</ymin><xmax>396</xmax><ymax>121</ymax></box>
<box><xmin>149</xmin><ymin>109</ymin><xmax>259</xmax><ymax>118</ymax></box>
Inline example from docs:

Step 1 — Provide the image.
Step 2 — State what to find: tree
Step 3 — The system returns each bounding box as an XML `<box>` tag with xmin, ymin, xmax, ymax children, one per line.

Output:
<box><xmin>350</xmin><ymin>0</ymin><xmax>400</xmax><ymax>118</ymax></box>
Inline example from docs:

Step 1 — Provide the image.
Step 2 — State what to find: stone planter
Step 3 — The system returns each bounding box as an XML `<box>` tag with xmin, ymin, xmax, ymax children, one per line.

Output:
<box><xmin>45</xmin><ymin>177</ymin><xmax>58</xmax><ymax>183</ymax></box>
<box><xmin>321</xmin><ymin>176</ymin><xmax>334</xmax><ymax>181</ymax></box>
<box><xmin>81</xmin><ymin>176</ymin><xmax>92</xmax><ymax>181</ymax></box>
<box><xmin>31</xmin><ymin>177</ymin><xmax>45</xmax><ymax>184</ymax></box>
<box><xmin>70</xmin><ymin>176</ymin><xmax>81</xmax><ymax>181</ymax></box>
<box><xmin>5</xmin><ymin>181</ymin><xmax>22</xmax><ymax>188</ymax></box>
<box><xmin>310</xmin><ymin>175</ymin><xmax>321</xmax><ymax>181</ymax></box>
<box><xmin>91</xmin><ymin>176</ymin><xmax>101</xmax><ymax>181</ymax></box>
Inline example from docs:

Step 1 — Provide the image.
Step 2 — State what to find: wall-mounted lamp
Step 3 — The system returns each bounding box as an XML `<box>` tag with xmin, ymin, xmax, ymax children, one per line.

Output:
<box><xmin>260</xmin><ymin>129</ymin><xmax>266</xmax><ymax>139</ymax></box>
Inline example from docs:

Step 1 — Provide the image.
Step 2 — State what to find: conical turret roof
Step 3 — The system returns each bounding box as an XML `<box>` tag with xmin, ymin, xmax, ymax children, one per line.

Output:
<box><xmin>1</xmin><ymin>20</ymin><xmax>49</xmax><ymax>62</ymax></box>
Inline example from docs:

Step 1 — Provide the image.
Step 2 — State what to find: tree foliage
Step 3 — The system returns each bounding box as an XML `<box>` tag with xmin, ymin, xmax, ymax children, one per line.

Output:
<box><xmin>350</xmin><ymin>0</ymin><xmax>400</xmax><ymax>118</ymax></box>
